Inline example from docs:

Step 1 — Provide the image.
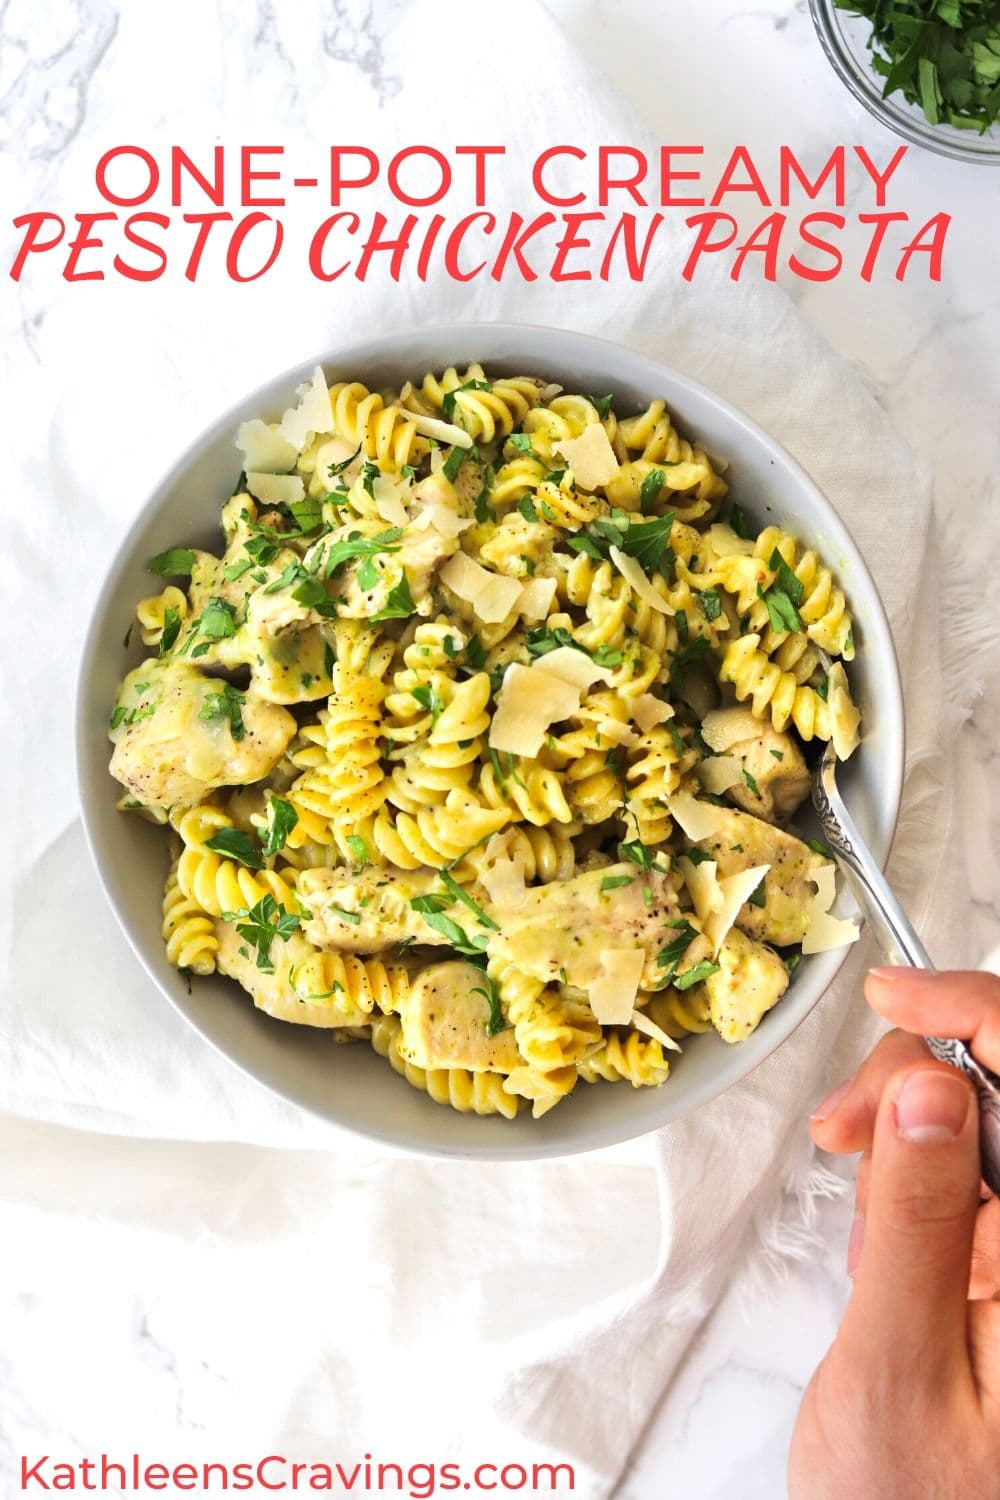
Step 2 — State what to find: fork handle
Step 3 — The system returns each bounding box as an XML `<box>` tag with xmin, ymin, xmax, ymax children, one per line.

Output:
<box><xmin>814</xmin><ymin>773</ymin><xmax>1000</xmax><ymax>1194</ymax></box>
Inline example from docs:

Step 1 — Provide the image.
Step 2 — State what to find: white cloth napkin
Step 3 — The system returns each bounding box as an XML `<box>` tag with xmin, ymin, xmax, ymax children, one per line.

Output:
<box><xmin>0</xmin><ymin>2</ymin><xmax>974</xmax><ymax>1492</ymax></box>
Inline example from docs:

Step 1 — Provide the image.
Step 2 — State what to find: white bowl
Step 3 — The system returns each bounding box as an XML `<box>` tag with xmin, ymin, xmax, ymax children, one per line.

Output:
<box><xmin>76</xmin><ymin>324</ymin><xmax>903</xmax><ymax>1160</ymax></box>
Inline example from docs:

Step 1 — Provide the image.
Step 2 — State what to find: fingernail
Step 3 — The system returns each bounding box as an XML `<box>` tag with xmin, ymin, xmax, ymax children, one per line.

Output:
<box><xmin>895</xmin><ymin>1070</ymin><xmax>971</xmax><ymax>1143</ymax></box>
<box><xmin>847</xmin><ymin>1212</ymin><xmax>865</xmax><ymax>1277</ymax></box>
<box><xmin>811</xmin><ymin>1078</ymin><xmax>852</xmax><ymax>1122</ymax></box>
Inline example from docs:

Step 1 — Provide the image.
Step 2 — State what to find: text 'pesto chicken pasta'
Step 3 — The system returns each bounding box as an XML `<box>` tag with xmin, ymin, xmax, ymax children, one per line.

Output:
<box><xmin>108</xmin><ymin>361</ymin><xmax>862</xmax><ymax>1121</ymax></box>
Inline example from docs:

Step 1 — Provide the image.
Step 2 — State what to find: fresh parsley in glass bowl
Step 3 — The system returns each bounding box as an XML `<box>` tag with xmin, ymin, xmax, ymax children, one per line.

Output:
<box><xmin>811</xmin><ymin>0</ymin><xmax>1000</xmax><ymax>164</ymax></box>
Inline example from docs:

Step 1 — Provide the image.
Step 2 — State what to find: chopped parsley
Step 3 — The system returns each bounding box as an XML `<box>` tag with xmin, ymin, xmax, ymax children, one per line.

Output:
<box><xmin>698</xmin><ymin>587</ymin><xmax>723</xmax><ymax>622</ymax></box>
<box><xmin>674</xmin><ymin>960</ymin><xmax>721</xmax><ymax>990</ymax></box>
<box><xmin>159</xmin><ymin>606</ymin><xmax>182</xmax><ymax>656</ymax></box>
<box><xmin>508</xmin><ymin>433</ymin><xmax>536</xmax><ymax>457</ymax></box>
<box><xmin>109</xmin><ymin>701</ymin><xmax>155</xmax><ymax>731</ymax></box>
<box><xmin>517</xmin><ymin>494</ymin><xmax>539</xmax><ymax>523</ymax></box>
<box><xmin>291</xmin><ymin>575</ymin><xmax>338</xmax><ymax>617</ymax></box>
<box><xmin>760</xmin><ymin>547</ymin><xmax>805</xmax><ymax>635</ymax></box>
<box><xmin>409</xmin><ymin>894</ymin><xmax>490</xmax><ymax>957</ymax></box>
<box><xmin>472</xmin><ymin>973</ymin><xmax>508</xmax><ymax>1037</ymax></box>
<box><xmin>770</xmin><ymin>748</ymin><xmax>784</xmax><ymax>761</ymax></box>
<box><xmin>585</xmin><ymin>392</ymin><xmax>614</xmax><ymax>419</ymax></box>
<box><xmin>261</xmin><ymin>795</ymin><xmax>298</xmax><ymax>858</ymax></box>
<box><xmin>321</xmin><ymin>526</ymin><xmax>403</xmax><ymax>579</ymax></box>
<box><xmin>639</xmin><ymin>468</ymin><xmax>666</xmax><ymax>514</ymax></box>
<box><xmin>656</xmin><ymin>920</ymin><xmax>699</xmax><ymax>979</ymax></box>
<box><xmin>748</xmin><ymin>874</ymin><xmax>767</xmax><ymax>908</ymax></box>
<box><xmin>600</xmin><ymin>874</ymin><xmax>634</xmax><ymax>893</ymax></box>
<box><xmin>182</xmin><ymin>597</ymin><xmax>238</xmax><ymax>658</ymax></box>
<box><xmin>371</xmin><ymin>570</ymin><xmax>416</xmax><ymax>622</ymax></box>
<box><xmin>345</xmin><ymin>834</ymin><xmax>371</xmax><ymax>865</ymax></box>
<box><xmin>199</xmin><ymin>682</ymin><xmax>247</xmax><ymax>741</ymax></box>
<box><xmin>411</xmin><ymin>682</ymin><xmax>444</xmax><ymax>724</ymax></box>
<box><xmin>222</xmin><ymin>894</ymin><xmax>300</xmax><ymax>972</ymax></box>
<box><xmin>730</xmin><ymin>503</ymin><xmax>755</xmax><ymax>541</ymax></box>
<box><xmin>474</xmin><ymin>463</ymin><xmax>496</xmax><ymax>524</ymax></box>
<box><xmin>204</xmin><ymin>827</ymin><xmax>264</xmax><ymax>870</ymax></box>
<box><xmin>807</xmin><ymin>838</ymin><xmax>833</xmax><ymax>858</ymax></box>
<box><xmin>331</xmin><ymin>906</ymin><xmax>362</xmax><ymax>926</ymax></box>
<box><xmin>439</xmin><ymin>870</ymin><xmax>499</xmax><ymax>931</ymax></box>
<box><xmin>356</xmin><ymin>556</ymin><xmax>379</xmax><ymax>592</ymax></box>
<box><xmin>360</xmin><ymin>461</ymin><xmax>380</xmax><ymax>499</ymax></box>
<box><xmin>147</xmin><ymin>546</ymin><xmax>196</xmax><ymax>577</ymax></box>
<box><xmin>743</xmin><ymin>769</ymin><xmax>762</xmax><ymax>798</ymax></box>
<box><xmin>443</xmin><ymin>441</ymin><xmax>476</xmax><ymax>483</ymax></box>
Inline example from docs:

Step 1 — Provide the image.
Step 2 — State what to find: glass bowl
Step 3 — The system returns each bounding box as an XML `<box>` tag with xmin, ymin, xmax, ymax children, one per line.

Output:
<box><xmin>810</xmin><ymin>0</ymin><xmax>1000</xmax><ymax>165</ymax></box>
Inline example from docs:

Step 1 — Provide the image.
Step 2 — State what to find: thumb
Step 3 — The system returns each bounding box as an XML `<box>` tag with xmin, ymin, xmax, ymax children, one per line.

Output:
<box><xmin>841</xmin><ymin>1062</ymin><xmax>980</xmax><ymax>1373</ymax></box>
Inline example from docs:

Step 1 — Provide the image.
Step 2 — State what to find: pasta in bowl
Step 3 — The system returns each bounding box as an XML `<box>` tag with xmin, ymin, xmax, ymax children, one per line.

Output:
<box><xmin>79</xmin><ymin>326</ymin><xmax>902</xmax><ymax>1156</ymax></box>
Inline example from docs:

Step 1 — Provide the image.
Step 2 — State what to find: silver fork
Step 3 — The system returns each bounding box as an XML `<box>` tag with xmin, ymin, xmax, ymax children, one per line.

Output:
<box><xmin>810</xmin><ymin>672</ymin><xmax>1000</xmax><ymax>1194</ymax></box>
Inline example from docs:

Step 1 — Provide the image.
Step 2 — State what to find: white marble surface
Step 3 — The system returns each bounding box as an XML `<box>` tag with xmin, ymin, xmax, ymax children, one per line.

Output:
<box><xmin>3</xmin><ymin>1</ymin><xmax>998</xmax><ymax>1496</ymax></box>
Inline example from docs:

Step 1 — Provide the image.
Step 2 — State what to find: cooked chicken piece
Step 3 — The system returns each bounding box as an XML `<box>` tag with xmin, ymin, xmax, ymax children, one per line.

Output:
<box><xmin>331</xmin><ymin>518</ymin><xmax>457</xmax><ymax>621</ymax></box>
<box><xmin>724</xmin><ymin>727</ymin><xmax>810</xmax><ymax>822</ymax></box>
<box><xmin>217</xmin><ymin>583</ymin><xmax>334</xmax><ymax>705</ymax></box>
<box><xmin>395</xmin><ymin>961</ymin><xmax>520</xmax><ymax>1072</ymax></box>
<box><xmin>486</xmin><ymin>863</ymin><xmax>681</xmax><ymax>992</ymax></box>
<box><xmin>109</xmin><ymin>658</ymin><xmax>295</xmax><ymax>812</ymax></box>
<box><xmin>298</xmin><ymin>866</ymin><xmax>455</xmax><ymax>953</ymax></box>
<box><xmin>705</xmin><ymin>927</ymin><xmax>789</xmax><ymax>1043</ymax></box>
<box><xmin>214</xmin><ymin>921</ymin><xmax>371</xmax><ymax>1028</ymax></box>
<box><xmin>687</xmin><ymin>805</ymin><xmax>827</xmax><ymax>947</ymax></box>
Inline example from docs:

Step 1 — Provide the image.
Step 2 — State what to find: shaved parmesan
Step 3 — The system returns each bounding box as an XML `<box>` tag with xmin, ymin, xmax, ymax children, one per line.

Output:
<box><xmin>235</xmin><ymin>419</ymin><xmax>298</xmax><ymax>475</ymax></box>
<box><xmin>412</xmin><ymin>504</ymin><xmax>473</xmax><ymax>539</ymax></box>
<box><xmin>489</xmin><ymin>663</ymin><xmax>580</xmax><ymax>756</ymax></box>
<box><xmin>631</xmin><ymin>1009</ymin><xmax>683</xmax><ymax>1052</ymax></box>
<box><xmin>246</xmin><ymin>472</ymin><xmax>305</xmax><ymax>507</ymax></box>
<box><xmin>278</xmin><ymin>367</ymin><xmax>333</xmax><ymax>449</ymax></box>
<box><xmin>518</xmin><ymin>576</ymin><xmax>557</xmax><ymax>623</ymax></box>
<box><xmin>698</xmin><ymin>755</ymin><xmax>744</xmax><ymax>795</ymax></box>
<box><xmin>408</xmin><ymin>410</ymin><xmax>474</xmax><ymax>449</ymax></box>
<box><xmin>534</xmin><ymin>645</ymin><xmax>610</xmax><ymax>693</ymax></box>
<box><xmin>704</xmin><ymin>865</ymin><xmax>771</xmax><ymax>957</ymax></box>
<box><xmin>476</xmin><ymin>832</ymin><xmax>528</xmax><ymax>910</ymax></box>
<box><xmin>802</xmin><ymin>863</ymin><xmax>859</xmax><ymax>955</ymax></box>
<box><xmin>631</xmin><ymin>694</ymin><xmax>674</xmax><ymax>732</ymax></box>
<box><xmin>667</xmin><ymin>791</ymin><xmax>733</xmax><ymax>842</ymax></box>
<box><xmin>700</xmin><ymin>705</ymin><xmax>764</xmax><ymax>753</ymax></box>
<box><xmin>609</xmin><ymin>546</ymin><xmax>671</xmax><ymax>614</ymax></box>
<box><xmin>554</xmin><ymin>423</ymin><xmax>620</xmax><ymax>490</ymax></box>
<box><xmin>538</xmin><ymin>382</ymin><xmax>563</xmax><ymax>402</ymax></box>
<box><xmin>440</xmin><ymin>552</ymin><xmax>523</xmax><ymax>623</ymax></box>
<box><xmin>678</xmin><ymin>856</ymin><xmax>724</xmax><ymax>925</ymax></box>
<box><xmin>596</xmin><ymin>718</ymin><xmax>638</xmax><ymax>747</ymax></box>
<box><xmin>827</xmin><ymin>662</ymin><xmax>861</xmax><ymax>761</ymax></box>
<box><xmin>706</xmin><ymin>523</ymin><xmax>755</xmax><ymax>557</ymax></box>
<box><xmin>372</xmin><ymin>474</ymin><xmax>409</xmax><ymax>527</ymax></box>
<box><xmin>589</xmin><ymin>948</ymin><xmax>646</xmax><ymax>1025</ymax></box>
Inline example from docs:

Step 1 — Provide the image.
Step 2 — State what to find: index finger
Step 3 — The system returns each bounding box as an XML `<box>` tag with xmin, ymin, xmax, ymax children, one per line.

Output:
<box><xmin>866</xmin><ymin>969</ymin><xmax>1000</xmax><ymax>1075</ymax></box>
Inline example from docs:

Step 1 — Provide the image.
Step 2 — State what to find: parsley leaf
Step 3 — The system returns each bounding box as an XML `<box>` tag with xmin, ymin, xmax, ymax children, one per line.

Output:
<box><xmin>807</xmin><ymin>838</ymin><xmax>833</xmax><ymax>858</ymax></box>
<box><xmin>291</xmin><ymin>575</ymin><xmax>338</xmax><ymax>617</ymax></box>
<box><xmin>585</xmin><ymin>393</ymin><xmax>614</xmax><ymax>419</ymax></box>
<box><xmin>223</xmin><ymin>894</ymin><xmax>300</xmax><ymax>972</ymax></box>
<box><xmin>345</xmin><ymin>834</ymin><xmax>371</xmax><ymax>866</ymax></box>
<box><xmin>743</xmin><ymin>769</ymin><xmax>762</xmax><ymax>798</ymax></box>
<box><xmin>331</xmin><ymin>906</ymin><xmax>361</xmax><ymax>925</ymax></box>
<box><xmin>769</xmin><ymin>547</ymin><xmax>804</xmax><ymax>606</ymax></box>
<box><xmin>656</xmin><ymin>920</ymin><xmax>699</xmax><ymax>979</ymax></box>
<box><xmin>159</xmin><ymin>606</ymin><xmax>182</xmax><ymax>656</ymax></box>
<box><xmin>674</xmin><ymin>959</ymin><xmax>721</xmax><ymax>990</ymax></box>
<box><xmin>525</xmin><ymin>625</ymin><xmax>583</xmax><ymax>658</ymax></box>
<box><xmin>474</xmin><ymin>463</ymin><xmax>496</xmax><ymax>524</ymax></box>
<box><xmin>518</xmin><ymin>494</ymin><xmax>539</xmax><ymax>523</ymax></box>
<box><xmin>322</xmin><ymin>527</ymin><xmax>403</xmax><ymax>579</ymax></box>
<box><xmin>204</xmin><ymin>827</ymin><xmax>264</xmax><ymax>870</ymax></box>
<box><xmin>507</xmin><ymin>433</ymin><xmax>536</xmax><ymax>457</ymax></box>
<box><xmin>748</xmin><ymin>874</ymin><xmax>767</xmax><ymax>908</ymax></box>
<box><xmin>439</xmin><ymin>869</ymin><xmax>499</xmax><ymax>931</ymax></box>
<box><xmin>199</xmin><ymin>682</ymin><xmax>247</xmax><ymax>741</ymax></box>
<box><xmin>356</xmin><ymin>556</ymin><xmax>379</xmax><ymax>592</ymax></box>
<box><xmin>600</xmin><ymin>874</ymin><xmax>633</xmax><ymax>893</ymax></box>
<box><xmin>472</xmin><ymin>973</ymin><xmax>508</xmax><ymax>1037</ymax></box>
<box><xmin>411</xmin><ymin>682</ymin><xmax>444</xmax><ymax>724</ymax></box>
<box><xmin>371</xmin><ymin>570</ymin><xmax>415</xmax><ymax>622</ymax></box>
<box><xmin>730</xmin><ymin>504</ymin><xmax>755</xmax><ymax>541</ymax></box>
<box><xmin>639</xmin><ymin>468</ymin><xmax>666</xmax><ymax>514</ymax></box>
<box><xmin>443</xmin><ymin>441</ymin><xmax>475</xmax><ymax>482</ymax></box>
<box><xmin>698</xmin><ymin>587</ymin><xmax>723</xmax><ymax>622</ymax></box>
<box><xmin>261</xmin><ymin>795</ymin><xmax>298</xmax><ymax>858</ymax></box>
<box><xmin>620</xmin><ymin>513</ymin><xmax>675</xmax><ymax>573</ymax></box>
<box><xmin>147</xmin><ymin>547</ymin><xmax>196</xmax><ymax>577</ymax></box>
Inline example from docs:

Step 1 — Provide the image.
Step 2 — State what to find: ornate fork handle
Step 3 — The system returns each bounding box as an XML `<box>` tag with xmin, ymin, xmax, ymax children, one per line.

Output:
<box><xmin>813</xmin><ymin>744</ymin><xmax>1000</xmax><ymax>1195</ymax></box>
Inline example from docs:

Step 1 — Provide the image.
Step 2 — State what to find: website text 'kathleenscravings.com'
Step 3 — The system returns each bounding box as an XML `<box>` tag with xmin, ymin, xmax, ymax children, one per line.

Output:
<box><xmin>18</xmin><ymin>1454</ymin><xmax>576</xmax><ymax>1494</ymax></box>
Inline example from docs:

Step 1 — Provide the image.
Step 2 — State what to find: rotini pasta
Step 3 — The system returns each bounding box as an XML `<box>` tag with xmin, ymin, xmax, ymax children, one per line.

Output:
<box><xmin>108</xmin><ymin>361</ymin><xmax>862</xmax><ymax>1123</ymax></box>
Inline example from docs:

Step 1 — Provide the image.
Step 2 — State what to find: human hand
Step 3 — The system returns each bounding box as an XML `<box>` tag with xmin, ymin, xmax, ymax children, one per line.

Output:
<box><xmin>788</xmin><ymin>969</ymin><xmax>1000</xmax><ymax>1500</ymax></box>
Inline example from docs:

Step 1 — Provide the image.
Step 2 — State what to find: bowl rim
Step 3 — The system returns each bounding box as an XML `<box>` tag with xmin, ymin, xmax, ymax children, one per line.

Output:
<box><xmin>76</xmin><ymin>321</ymin><xmax>905</xmax><ymax>1160</ymax></box>
<box><xmin>809</xmin><ymin>0</ymin><xmax>1000</xmax><ymax>165</ymax></box>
